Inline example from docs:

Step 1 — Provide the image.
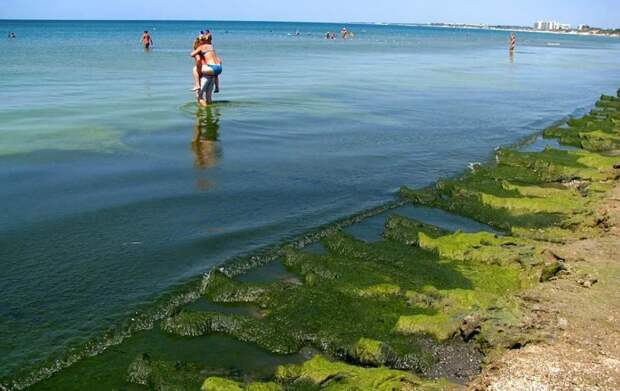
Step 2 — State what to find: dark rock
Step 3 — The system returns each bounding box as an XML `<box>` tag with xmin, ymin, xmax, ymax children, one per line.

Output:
<box><xmin>459</xmin><ymin>314</ymin><xmax>482</xmax><ymax>341</ymax></box>
<box><xmin>540</xmin><ymin>250</ymin><xmax>566</xmax><ymax>282</ymax></box>
<box><xmin>577</xmin><ymin>275</ymin><xmax>598</xmax><ymax>288</ymax></box>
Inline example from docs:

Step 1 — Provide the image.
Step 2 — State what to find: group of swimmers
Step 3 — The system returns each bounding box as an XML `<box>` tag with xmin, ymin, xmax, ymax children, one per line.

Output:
<box><xmin>7</xmin><ymin>32</ymin><xmax>16</xmax><ymax>39</ymax></box>
<box><xmin>324</xmin><ymin>27</ymin><xmax>354</xmax><ymax>40</ymax></box>
<box><xmin>137</xmin><ymin>27</ymin><xmax>514</xmax><ymax>108</ymax></box>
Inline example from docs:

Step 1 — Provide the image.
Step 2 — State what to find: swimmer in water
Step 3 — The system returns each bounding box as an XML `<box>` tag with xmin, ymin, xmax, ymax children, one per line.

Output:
<box><xmin>141</xmin><ymin>31</ymin><xmax>153</xmax><ymax>49</ymax></box>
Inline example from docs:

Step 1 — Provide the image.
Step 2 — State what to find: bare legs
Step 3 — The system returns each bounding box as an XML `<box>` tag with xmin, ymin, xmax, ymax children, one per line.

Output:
<box><xmin>193</xmin><ymin>66</ymin><xmax>221</xmax><ymax>94</ymax></box>
<box><xmin>214</xmin><ymin>76</ymin><xmax>220</xmax><ymax>94</ymax></box>
<box><xmin>192</xmin><ymin>59</ymin><xmax>202</xmax><ymax>92</ymax></box>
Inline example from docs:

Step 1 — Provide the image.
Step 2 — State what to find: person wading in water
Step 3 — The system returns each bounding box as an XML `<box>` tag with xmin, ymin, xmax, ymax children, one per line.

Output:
<box><xmin>141</xmin><ymin>31</ymin><xmax>154</xmax><ymax>50</ymax></box>
<box><xmin>509</xmin><ymin>32</ymin><xmax>517</xmax><ymax>52</ymax></box>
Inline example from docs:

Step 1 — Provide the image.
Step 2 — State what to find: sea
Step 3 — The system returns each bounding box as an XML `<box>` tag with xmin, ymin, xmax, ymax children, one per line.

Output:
<box><xmin>1</xmin><ymin>20</ymin><xmax>619</xmax><ymax>388</ymax></box>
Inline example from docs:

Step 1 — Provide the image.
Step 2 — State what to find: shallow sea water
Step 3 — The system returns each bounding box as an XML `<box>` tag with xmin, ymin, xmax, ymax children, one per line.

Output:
<box><xmin>1</xmin><ymin>20</ymin><xmax>620</xmax><ymax>384</ymax></box>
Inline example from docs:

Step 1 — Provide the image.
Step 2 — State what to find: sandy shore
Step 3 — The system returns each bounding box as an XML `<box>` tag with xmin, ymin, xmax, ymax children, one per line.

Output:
<box><xmin>469</xmin><ymin>182</ymin><xmax>620</xmax><ymax>390</ymax></box>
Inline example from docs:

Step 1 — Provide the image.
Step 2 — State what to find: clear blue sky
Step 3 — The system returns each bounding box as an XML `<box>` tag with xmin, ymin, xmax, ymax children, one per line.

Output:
<box><xmin>1</xmin><ymin>0</ymin><xmax>618</xmax><ymax>28</ymax></box>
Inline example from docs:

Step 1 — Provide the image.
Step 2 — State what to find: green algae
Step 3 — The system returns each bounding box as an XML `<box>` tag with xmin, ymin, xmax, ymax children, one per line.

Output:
<box><xmin>161</xmin><ymin>226</ymin><xmax>531</xmax><ymax>370</ymax></box>
<box><xmin>32</xmin><ymin>91</ymin><xmax>619</xmax><ymax>390</ymax></box>
<box><xmin>140</xmin><ymin>92</ymin><xmax>619</xmax><ymax>389</ymax></box>
<box><xmin>202</xmin><ymin>378</ymin><xmax>282</xmax><ymax>391</ymax></box>
<box><xmin>274</xmin><ymin>355</ymin><xmax>452</xmax><ymax>391</ymax></box>
<box><xmin>542</xmin><ymin>95</ymin><xmax>620</xmax><ymax>151</ymax></box>
<box><xmin>204</xmin><ymin>271</ymin><xmax>270</xmax><ymax>304</ymax></box>
<box><xmin>203</xmin><ymin>355</ymin><xmax>453</xmax><ymax>391</ymax></box>
<box><xmin>385</xmin><ymin>214</ymin><xmax>538</xmax><ymax>267</ymax></box>
<box><xmin>350</xmin><ymin>338</ymin><xmax>396</xmax><ymax>367</ymax></box>
<box><xmin>127</xmin><ymin>353</ymin><xmax>205</xmax><ymax>390</ymax></box>
<box><xmin>401</xmin><ymin>147</ymin><xmax>618</xmax><ymax>233</ymax></box>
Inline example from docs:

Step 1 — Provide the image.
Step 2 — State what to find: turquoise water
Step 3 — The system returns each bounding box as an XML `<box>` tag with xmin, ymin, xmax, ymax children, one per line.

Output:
<box><xmin>1</xmin><ymin>20</ymin><xmax>619</xmax><ymax>385</ymax></box>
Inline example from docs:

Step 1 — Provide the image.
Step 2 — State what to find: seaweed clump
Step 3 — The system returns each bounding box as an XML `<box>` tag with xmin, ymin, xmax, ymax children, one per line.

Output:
<box><xmin>201</xmin><ymin>355</ymin><xmax>453</xmax><ymax>391</ymax></box>
<box><xmin>401</xmin><ymin>147</ymin><xmax>617</xmax><ymax>240</ymax></box>
<box><xmin>543</xmin><ymin>93</ymin><xmax>620</xmax><ymax>151</ymax></box>
<box><xmin>162</xmin><ymin>224</ymin><xmax>531</xmax><ymax>373</ymax></box>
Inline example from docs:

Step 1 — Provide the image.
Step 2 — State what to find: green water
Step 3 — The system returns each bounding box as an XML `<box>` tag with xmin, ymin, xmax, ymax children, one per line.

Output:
<box><xmin>1</xmin><ymin>20</ymin><xmax>620</xmax><ymax>388</ymax></box>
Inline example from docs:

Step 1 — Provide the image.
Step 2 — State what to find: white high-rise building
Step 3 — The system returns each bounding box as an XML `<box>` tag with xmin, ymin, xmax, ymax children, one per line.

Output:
<box><xmin>534</xmin><ymin>20</ymin><xmax>570</xmax><ymax>31</ymax></box>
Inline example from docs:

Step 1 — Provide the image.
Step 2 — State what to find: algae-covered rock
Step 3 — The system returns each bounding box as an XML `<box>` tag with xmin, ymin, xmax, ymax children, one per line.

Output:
<box><xmin>349</xmin><ymin>338</ymin><xmax>396</xmax><ymax>367</ymax></box>
<box><xmin>539</xmin><ymin>250</ymin><xmax>566</xmax><ymax>282</ymax></box>
<box><xmin>201</xmin><ymin>378</ymin><xmax>283</xmax><ymax>391</ymax></box>
<box><xmin>126</xmin><ymin>353</ymin><xmax>152</xmax><ymax>386</ymax></box>
<box><xmin>205</xmin><ymin>271</ymin><xmax>267</xmax><ymax>303</ymax></box>
<box><xmin>126</xmin><ymin>354</ymin><xmax>207</xmax><ymax>390</ymax></box>
<box><xmin>383</xmin><ymin>214</ymin><xmax>449</xmax><ymax>245</ymax></box>
<box><xmin>275</xmin><ymin>355</ymin><xmax>451</xmax><ymax>391</ymax></box>
<box><xmin>476</xmin><ymin>297</ymin><xmax>539</xmax><ymax>351</ymax></box>
<box><xmin>355</xmin><ymin>283</ymin><xmax>402</xmax><ymax>298</ymax></box>
<box><xmin>160</xmin><ymin>226</ymin><xmax>527</xmax><ymax>373</ymax></box>
<box><xmin>459</xmin><ymin>314</ymin><xmax>482</xmax><ymax>341</ymax></box>
<box><xmin>202</xmin><ymin>377</ymin><xmax>244</xmax><ymax>391</ymax></box>
<box><xmin>394</xmin><ymin>314</ymin><xmax>459</xmax><ymax>341</ymax></box>
<box><xmin>543</xmin><ymin>95</ymin><xmax>620</xmax><ymax>151</ymax></box>
<box><xmin>161</xmin><ymin>310</ymin><xmax>301</xmax><ymax>354</ymax></box>
<box><xmin>401</xmin><ymin>147</ymin><xmax>618</xmax><ymax>233</ymax></box>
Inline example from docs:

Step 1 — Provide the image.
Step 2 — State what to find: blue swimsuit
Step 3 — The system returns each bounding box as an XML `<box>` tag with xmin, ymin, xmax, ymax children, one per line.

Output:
<box><xmin>207</xmin><ymin>64</ymin><xmax>223</xmax><ymax>75</ymax></box>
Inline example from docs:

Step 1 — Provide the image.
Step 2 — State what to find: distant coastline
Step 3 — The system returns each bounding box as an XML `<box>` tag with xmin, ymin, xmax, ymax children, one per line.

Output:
<box><xmin>2</xmin><ymin>18</ymin><xmax>619</xmax><ymax>38</ymax></box>
<box><xmin>386</xmin><ymin>22</ymin><xmax>620</xmax><ymax>38</ymax></box>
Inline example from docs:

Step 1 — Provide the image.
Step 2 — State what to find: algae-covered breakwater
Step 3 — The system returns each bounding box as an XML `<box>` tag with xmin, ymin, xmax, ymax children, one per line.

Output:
<box><xmin>29</xmin><ymin>90</ymin><xmax>620</xmax><ymax>391</ymax></box>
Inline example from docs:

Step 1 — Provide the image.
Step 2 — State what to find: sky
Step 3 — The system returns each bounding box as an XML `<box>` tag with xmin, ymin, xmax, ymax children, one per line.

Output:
<box><xmin>1</xmin><ymin>0</ymin><xmax>618</xmax><ymax>28</ymax></box>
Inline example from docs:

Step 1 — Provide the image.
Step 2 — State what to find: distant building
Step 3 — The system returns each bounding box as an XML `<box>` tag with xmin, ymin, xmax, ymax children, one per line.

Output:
<box><xmin>534</xmin><ymin>20</ymin><xmax>570</xmax><ymax>31</ymax></box>
<box><xmin>578</xmin><ymin>24</ymin><xmax>591</xmax><ymax>31</ymax></box>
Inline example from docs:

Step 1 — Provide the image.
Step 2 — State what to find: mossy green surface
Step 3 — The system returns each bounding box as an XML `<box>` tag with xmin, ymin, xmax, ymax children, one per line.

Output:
<box><xmin>203</xmin><ymin>355</ymin><xmax>453</xmax><ymax>391</ymax></box>
<box><xmin>274</xmin><ymin>355</ymin><xmax>452</xmax><ymax>391</ymax></box>
<box><xmin>202</xmin><ymin>377</ymin><xmax>283</xmax><ymax>391</ymax></box>
<box><xmin>543</xmin><ymin>95</ymin><xmax>620</xmax><ymax>151</ymax></box>
<box><xmin>163</xmin><ymin>224</ymin><xmax>530</xmax><ymax>371</ymax></box>
<box><xmin>126</xmin><ymin>354</ymin><xmax>209</xmax><ymax>390</ymax></box>
<box><xmin>401</xmin><ymin>147</ymin><xmax>617</xmax><ymax>234</ymax></box>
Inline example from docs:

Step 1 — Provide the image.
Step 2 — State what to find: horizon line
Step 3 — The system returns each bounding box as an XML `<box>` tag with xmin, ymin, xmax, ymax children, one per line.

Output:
<box><xmin>0</xmin><ymin>17</ymin><xmax>529</xmax><ymax>27</ymax></box>
<box><xmin>2</xmin><ymin>18</ymin><xmax>616</xmax><ymax>30</ymax></box>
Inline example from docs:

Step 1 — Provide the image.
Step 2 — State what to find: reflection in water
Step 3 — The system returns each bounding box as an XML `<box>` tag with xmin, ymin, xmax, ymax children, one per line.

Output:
<box><xmin>192</xmin><ymin>106</ymin><xmax>222</xmax><ymax>170</ymax></box>
<box><xmin>509</xmin><ymin>51</ymin><xmax>515</xmax><ymax>64</ymax></box>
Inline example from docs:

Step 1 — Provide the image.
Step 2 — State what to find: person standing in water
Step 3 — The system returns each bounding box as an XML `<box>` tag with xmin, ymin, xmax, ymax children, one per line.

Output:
<box><xmin>191</xmin><ymin>32</ymin><xmax>223</xmax><ymax>107</ymax></box>
<box><xmin>509</xmin><ymin>32</ymin><xmax>517</xmax><ymax>52</ymax></box>
<box><xmin>141</xmin><ymin>31</ymin><xmax>153</xmax><ymax>50</ymax></box>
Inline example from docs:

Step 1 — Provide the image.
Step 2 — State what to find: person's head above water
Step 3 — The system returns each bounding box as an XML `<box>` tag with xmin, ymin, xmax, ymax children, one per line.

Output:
<box><xmin>200</xmin><ymin>31</ymin><xmax>213</xmax><ymax>45</ymax></box>
<box><xmin>193</xmin><ymin>32</ymin><xmax>212</xmax><ymax>50</ymax></box>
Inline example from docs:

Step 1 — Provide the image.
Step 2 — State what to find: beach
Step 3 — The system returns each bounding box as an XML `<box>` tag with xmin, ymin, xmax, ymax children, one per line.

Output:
<box><xmin>1</xmin><ymin>20</ymin><xmax>620</xmax><ymax>390</ymax></box>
